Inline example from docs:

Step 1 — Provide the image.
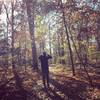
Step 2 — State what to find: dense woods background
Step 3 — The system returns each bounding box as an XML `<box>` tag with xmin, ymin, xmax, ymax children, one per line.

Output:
<box><xmin>0</xmin><ymin>0</ymin><xmax>100</xmax><ymax>100</ymax></box>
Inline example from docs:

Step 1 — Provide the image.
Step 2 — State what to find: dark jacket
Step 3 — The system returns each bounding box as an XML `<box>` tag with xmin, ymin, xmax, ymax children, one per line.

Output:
<box><xmin>39</xmin><ymin>54</ymin><xmax>52</xmax><ymax>72</ymax></box>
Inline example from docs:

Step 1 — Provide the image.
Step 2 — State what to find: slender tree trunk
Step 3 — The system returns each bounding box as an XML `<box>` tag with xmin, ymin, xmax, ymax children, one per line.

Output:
<box><xmin>57</xmin><ymin>32</ymin><xmax>61</xmax><ymax>57</ymax></box>
<box><xmin>4</xmin><ymin>3</ymin><xmax>10</xmax><ymax>68</ymax></box>
<box><xmin>49</xmin><ymin>25</ymin><xmax>52</xmax><ymax>55</ymax></box>
<box><xmin>69</xmin><ymin>27</ymin><xmax>93</xmax><ymax>87</ymax></box>
<box><xmin>11</xmin><ymin>1</ymin><xmax>15</xmax><ymax>70</ymax></box>
<box><xmin>25</xmin><ymin>0</ymin><xmax>38</xmax><ymax>70</ymax></box>
<box><xmin>59</xmin><ymin>0</ymin><xmax>75</xmax><ymax>76</ymax></box>
<box><xmin>21</xmin><ymin>1</ymin><xmax>27</xmax><ymax>70</ymax></box>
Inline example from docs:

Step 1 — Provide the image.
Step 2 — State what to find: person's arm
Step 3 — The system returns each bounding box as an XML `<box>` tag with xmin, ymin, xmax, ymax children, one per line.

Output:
<box><xmin>47</xmin><ymin>55</ymin><xmax>52</xmax><ymax>59</ymax></box>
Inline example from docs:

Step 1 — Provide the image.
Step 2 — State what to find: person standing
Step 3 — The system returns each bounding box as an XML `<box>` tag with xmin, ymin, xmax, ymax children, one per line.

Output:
<box><xmin>39</xmin><ymin>52</ymin><xmax>52</xmax><ymax>89</ymax></box>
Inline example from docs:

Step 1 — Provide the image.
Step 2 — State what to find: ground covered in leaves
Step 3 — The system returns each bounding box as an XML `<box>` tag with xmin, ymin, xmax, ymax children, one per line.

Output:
<box><xmin>0</xmin><ymin>65</ymin><xmax>100</xmax><ymax>100</ymax></box>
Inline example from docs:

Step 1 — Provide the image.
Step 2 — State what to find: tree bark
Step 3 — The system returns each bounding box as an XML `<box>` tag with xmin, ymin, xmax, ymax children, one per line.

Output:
<box><xmin>59</xmin><ymin>0</ymin><xmax>75</xmax><ymax>76</ymax></box>
<box><xmin>11</xmin><ymin>1</ymin><xmax>15</xmax><ymax>70</ymax></box>
<box><xmin>25</xmin><ymin>0</ymin><xmax>38</xmax><ymax>70</ymax></box>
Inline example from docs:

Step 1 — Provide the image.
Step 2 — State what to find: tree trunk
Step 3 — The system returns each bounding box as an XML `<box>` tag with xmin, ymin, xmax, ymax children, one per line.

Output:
<box><xmin>49</xmin><ymin>25</ymin><xmax>52</xmax><ymax>55</ymax></box>
<box><xmin>25</xmin><ymin>0</ymin><xmax>38</xmax><ymax>70</ymax></box>
<box><xmin>11</xmin><ymin>1</ymin><xmax>15</xmax><ymax>70</ymax></box>
<box><xmin>59</xmin><ymin>0</ymin><xmax>75</xmax><ymax>76</ymax></box>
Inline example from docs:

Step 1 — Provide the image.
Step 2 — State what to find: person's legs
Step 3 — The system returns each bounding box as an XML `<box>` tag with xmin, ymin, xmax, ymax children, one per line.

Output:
<box><xmin>42</xmin><ymin>72</ymin><xmax>46</xmax><ymax>88</ymax></box>
<box><xmin>46</xmin><ymin>70</ymin><xmax>50</xmax><ymax>87</ymax></box>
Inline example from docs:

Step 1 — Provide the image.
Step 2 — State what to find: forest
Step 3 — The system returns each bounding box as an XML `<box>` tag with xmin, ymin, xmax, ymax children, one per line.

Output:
<box><xmin>0</xmin><ymin>0</ymin><xmax>100</xmax><ymax>100</ymax></box>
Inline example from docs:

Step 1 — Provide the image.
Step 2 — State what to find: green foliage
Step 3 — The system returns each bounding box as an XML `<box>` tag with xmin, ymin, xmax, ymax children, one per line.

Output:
<box><xmin>35</xmin><ymin>15</ymin><xmax>48</xmax><ymax>37</ymax></box>
<box><xmin>57</xmin><ymin>54</ymin><xmax>67</xmax><ymax>64</ymax></box>
<box><xmin>88</xmin><ymin>45</ymin><xmax>100</xmax><ymax>60</ymax></box>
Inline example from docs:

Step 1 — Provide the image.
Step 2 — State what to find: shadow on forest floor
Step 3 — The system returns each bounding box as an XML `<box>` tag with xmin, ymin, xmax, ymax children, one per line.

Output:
<box><xmin>0</xmin><ymin>66</ymin><xmax>100</xmax><ymax>100</ymax></box>
<box><xmin>50</xmin><ymin>76</ymin><xmax>89</xmax><ymax>100</ymax></box>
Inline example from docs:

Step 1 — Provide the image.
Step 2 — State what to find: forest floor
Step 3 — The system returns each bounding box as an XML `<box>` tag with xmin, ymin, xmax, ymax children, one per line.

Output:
<box><xmin>0</xmin><ymin>64</ymin><xmax>100</xmax><ymax>100</ymax></box>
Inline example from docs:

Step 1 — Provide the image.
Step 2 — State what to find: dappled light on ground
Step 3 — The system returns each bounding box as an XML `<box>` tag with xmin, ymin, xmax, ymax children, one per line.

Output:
<box><xmin>0</xmin><ymin>65</ymin><xmax>100</xmax><ymax>100</ymax></box>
